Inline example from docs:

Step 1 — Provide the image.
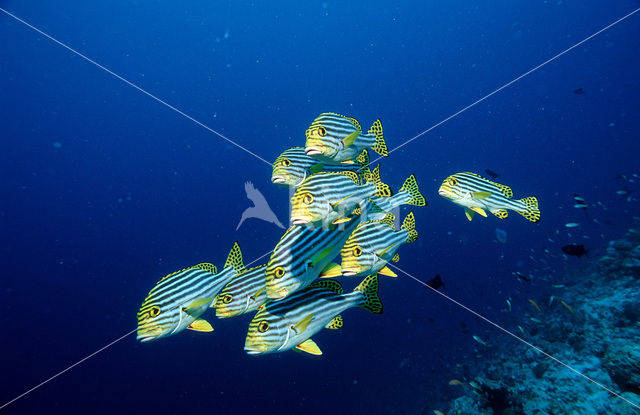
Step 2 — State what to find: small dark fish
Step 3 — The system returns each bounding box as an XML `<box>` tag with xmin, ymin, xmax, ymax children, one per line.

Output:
<box><xmin>562</xmin><ymin>244</ymin><xmax>588</xmax><ymax>258</ymax></box>
<box><xmin>427</xmin><ymin>274</ymin><xmax>445</xmax><ymax>290</ymax></box>
<box><xmin>484</xmin><ymin>169</ymin><xmax>499</xmax><ymax>179</ymax></box>
<box><xmin>573</xmin><ymin>88</ymin><xmax>585</xmax><ymax>95</ymax></box>
<box><xmin>513</xmin><ymin>271</ymin><xmax>531</xmax><ymax>282</ymax></box>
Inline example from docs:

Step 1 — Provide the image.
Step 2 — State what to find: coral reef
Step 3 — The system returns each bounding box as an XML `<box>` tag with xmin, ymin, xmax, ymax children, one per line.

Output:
<box><xmin>439</xmin><ymin>229</ymin><xmax>640</xmax><ymax>414</ymax></box>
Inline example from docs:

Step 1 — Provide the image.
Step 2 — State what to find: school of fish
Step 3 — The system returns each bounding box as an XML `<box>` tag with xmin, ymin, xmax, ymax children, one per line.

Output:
<box><xmin>137</xmin><ymin>112</ymin><xmax>541</xmax><ymax>356</ymax></box>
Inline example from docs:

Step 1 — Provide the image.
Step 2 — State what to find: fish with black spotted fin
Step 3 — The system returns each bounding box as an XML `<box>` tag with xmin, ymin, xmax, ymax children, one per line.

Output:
<box><xmin>136</xmin><ymin>242</ymin><xmax>246</xmax><ymax>342</ymax></box>
<box><xmin>271</xmin><ymin>147</ymin><xmax>369</xmax><ymax>187</ymax></box>
<box><xmin>290</xmin><ymin>165</ymin><xmax>426</xmax><ymax>227</ymax></box>
<box><xmin>438</xmin><ymin>172</ymin><xmax>540</xmax><ymax>223</ymax></box>
<box><xmin>245</xmin><ymin>275</ymin><xmax>383</xmax><ymax>355</ymax></box>
<box><xmin>305</xmin><ymin>112</ymin><xmax>388</xmax><ymax>163</ymax></box>
<box><xmin>340</xmin><ymin>212</ymin><xmax>417</xmax><ymax>278</ymax></box>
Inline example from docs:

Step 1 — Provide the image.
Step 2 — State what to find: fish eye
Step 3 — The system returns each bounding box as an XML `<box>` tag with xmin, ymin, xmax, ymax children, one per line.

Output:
<box><xmin>281</xmin><ymin>158</ymin><xmax>291</xmax><ymax>167</ymax></box>
<box><xmin>317</xmin><ymin>126</ymin><xmax>327</xmax><ymax>137</ymax></box>
<box><xmin>222</xmin><ymin>294</ymin><xmax>233</xmax><ymax>304</ymax></box>
<box><xmin>274</xmin><ymin>266</ymin><xmax>285</xmax><ymax>278</ymax></box>
<box><xmin>448</xmin><ymin>178</ymin><xmax>458</xmax><ymax>186</ymax></box>
<box><xmin>303</xmin><ymin>193</ymin><xmax>314</xmax><ymax>205</ymax></box>
<box><xmin>149</xmin><ymin>306</ymin><xmax>161</xmax><ymax>317</ymax></box>
<box><xmin>258</xmin><ymin>320</ymin><xmax>270</xmax><ymax>333</ymax></box>
<box><xmin>353</xmin><ymin>246</ymin><xmax>363</xmax><ymax>257</ymax></box>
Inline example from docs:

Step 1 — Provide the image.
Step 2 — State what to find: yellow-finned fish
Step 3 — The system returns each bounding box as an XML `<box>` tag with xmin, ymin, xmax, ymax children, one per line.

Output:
<box><xmin>245</xmin><ymin>275</ymin><xmax>382</xmax><ymax>355</ymax></box>
<box><xmin>305</xmin><ymin>112</ymin><xmax>388</xmax><ymax>163</ymax></box>
<box><xmin>271</xmin><ymin>147</ymin><xmax>369</xmax><ymax>187</ymax></box>
<box><xmin>340</xmin><ymin>212</ymin><xmax>417</xmax><ymax>278</ymax></box>
<box><xmin>290</xmin><ymin>166</ymin><xmax>425</xmax><ymax>227</ymax></box>
<box><xmin>136</xmin><ymin>242</ymin><xmax>245</xmax><ymax>342</ymax></box>
<box><xmin>438</xmin><ymin>172</ymin><xmax>540</xmax><ymax>223</ymax></box>
<box><xmin>214</xmin><ymin>264</ymin><xmax>267</xmax><ymax>318</ymax></box>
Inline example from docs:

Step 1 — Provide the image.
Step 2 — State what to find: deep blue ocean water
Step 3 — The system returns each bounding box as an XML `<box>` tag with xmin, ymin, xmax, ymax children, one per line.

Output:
<box><xmin>1</xmin><ymin>1</ymin><xmax>639</xmax><ymax>414</ymax></box>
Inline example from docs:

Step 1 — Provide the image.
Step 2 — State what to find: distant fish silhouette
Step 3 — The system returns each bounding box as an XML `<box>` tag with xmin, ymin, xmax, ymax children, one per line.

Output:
<box><xmin>573</xmin><ymin>88</ymin><xmax>585</xmax><ymax>95</ymax></box>
<box><xmin>236</xmin><ymin>181</ymin><xmax>285</xmax><ymax>230</ymax></box>
<box><xmin>484</xmin><ymin>169</ymin><xmax>499</xmax><ymax>179</ymax></box>
<box><xmin>427</xmin><ymin>274</ymin><xmax>445</xmax><ymax>290</ymax></box>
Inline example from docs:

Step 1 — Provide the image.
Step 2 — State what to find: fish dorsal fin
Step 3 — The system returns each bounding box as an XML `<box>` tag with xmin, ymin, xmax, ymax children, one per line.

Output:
<box><xmin>491</xmin><ymin>182</ymin><xmax>513</xmax><ymax>198</ymax></box>
<box><xmin>296</xmin><ymin>338</ymin><xmax>322</xmax><ymax>355</ymax></box>
<box><xmin>319</xmin><ymin>262</ymin><xmax>342</xmax><ymax>278</ymax></box>
<box><xmin>470</xmin><ymin>206</ymin><xmax>487</xmax><ymax>217</ymax></box>
<box><xmin>392</xmin><ymin>253</ymin><xmax>400</xmax><ymax>262</ymax></box>
<box><xmin>338</xmin><ymin>171</ymin><xmax>360</xmax><ymax>185</ymax></box>
<box><xmin>293</xmin><ymin>313</ymin><xmax>314</xmax><ymax>334</ymax></box>
<box><xmin>378</xmin><ymin>265</ymin><xmax>398</xmax><ymax>278</ymax></box>
<box><xmin>343</xmin><ymin>115</ymin><xmax>362</xmax><ymax>131</ymax></box>
<box><xmin>187</xmin><ymin>318</ymin><xmax>214</xmax><ymax>332</ymax></box>
<box><xmin>363</xmin><ymin>165</ymin><xmax>392</xmax><ymax>197</ymax></box>
<box><xmin>310</xmin><ymin>279</ymin><xmax>344</xmax><ymax>294</ymax></box>
<box><xmin>193</xmin><ymin>262</ymin><xmax>218</xmax><ymax>274</ymax></box>
<box><xmin>224</xmin><ymin>242</ymin><xmax>246</xmax><ymax>274</ymax></box>
<box><xmin>379</xmin><ymin>213</ymin><xmax>396</xmax><ymax>229</ymax></box>
<box><xmin>325</xmin><ymin>315</ymin><xmax>343</xmax><ymax>329</ymax></box>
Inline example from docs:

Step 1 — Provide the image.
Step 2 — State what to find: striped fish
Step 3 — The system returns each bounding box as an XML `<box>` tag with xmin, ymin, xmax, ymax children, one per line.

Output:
<box><xmin>136</xmin><ymin>242</ymin><xmax>245</xmax><ymax>342</ymax></box>
<box><xmin>245</xmin><ymin>275</ymin><xmax>382</xmax><ymax>355</ymax></box>
<box><xmin>271</xmin><ymin>147</ymin><xmax>369</xmax><ymax>187</ymax></box>
<box><xmin>290</xmin><ymin>167</ymin><xmax>426</xmax><ymax>227</ymax></box>
<box><xmin>265</xmin><ymin>213</ymin><xmax>362</xmax><ymax>300</ymax></box>
<box><xmin>340</xmin><ymin>212</ymin><xmax>417</xmax><ymax>278</ymax></box>
<box><xmin>438</xmin><ymin>172</ymin><xmax>540</xmax><ymax>222</ymax></box>
<box><xmin>305</xmin><ymin>112</ymin><xmax>388</xmax><ymax>163</ymax></box>
<box><xmin>214</xmin><ymin>264</ymin><xmax>267</xmax><ymax>318</ymax></box>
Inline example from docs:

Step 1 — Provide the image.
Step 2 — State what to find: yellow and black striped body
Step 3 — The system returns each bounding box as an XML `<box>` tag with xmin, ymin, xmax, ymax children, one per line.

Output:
<box><xmin>265</xmin><ymin>214</ymin><xmax>362</xmax><ymax>300</ymax></box>
<box><xmin>214</xmin><ymin>264</ymin><xmax>267</xmax><ymax>318</ymax></box>
<box><xmin>341</xmin><ymin>213</ymin><xmax>417</xmax><ymax>278</ymax></box>
<box><xmin>305</xmin><ymin>112</ymin><xmax>388</xmax><ymax>163</ymax></box>
<box><xmin>245</xmin><ymin>275</ymin><xmax>382</xmax><ymax>355</ymax></box>
<box><xmin>271</xmin><ymin>147</ymin><xmax>369</xmax><ymax>187</ymax></box>
<box><xmin>438</xmin><ymin>172</ymin><xmax>540</xmax><ymax>223</ymax></box>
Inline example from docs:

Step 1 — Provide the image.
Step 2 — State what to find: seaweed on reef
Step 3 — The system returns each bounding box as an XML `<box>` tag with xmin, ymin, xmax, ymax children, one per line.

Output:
<box><xmin>479</xmin><ymin>384</ymin><xmax>524</xmax><ymax>415</ymax></box>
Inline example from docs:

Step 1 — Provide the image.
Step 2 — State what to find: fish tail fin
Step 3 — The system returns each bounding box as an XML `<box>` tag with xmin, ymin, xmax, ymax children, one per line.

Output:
<box><xmin>399</xmin><ymin>175</ymin><xmax>427</xmax><ymax>206</ymax></box>
<box><xmin>517</xmin><ymin>197</ymin><xmax>540</xmax><ymax>223</ymax></box>
<box><xmin>224</xmin><ymin>242</ymin><xmax>246</xmax><ymax>274</ymax></box>
<box><xmin>401</xmin><ymin>212</ymin><xmax>418</xmax><ymax>243</ymax></box>
<box><xmin>368</xmin><ymin>119</ymin><xmax>388</xmax><ymax>156</ymax></box>
<box><xmin>355</xmin><ymin>275</ymin><xmax>383</xmax><ymax>314</ymax></box>
<box><xmin>364</xmin><ymin>165</ymin><xmax>392</xmax><ymax>197</ymax></box>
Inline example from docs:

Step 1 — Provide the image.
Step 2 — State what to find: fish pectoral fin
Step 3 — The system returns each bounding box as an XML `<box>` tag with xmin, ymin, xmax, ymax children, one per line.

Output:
<box><xmin>378</xmin><ymin>265</ymin><xmax>398</xmax><ymax>278</ymax></box>
<box><xmin>325</xmin><ymin>315</ymin><xmax>343</xmax><ymax>329</ymax></box>
<box><xmin>293</xmin><ymin>313</ymin><xmax>314</xmax><ymax>334</ymax></box>
<box><xmin>472</xmin><ymin>191</ymin><xmax>491</xmax><ymax>199</ymax></box>
<box><xmin>491</xmin><ymin>209</ymin><xmax>509</xmax><ymax>219</ymax></box>
<box><xmin>183</xmin><ymin>297</ymin><xmax>213</xmax><ymax>316</ymax></box>
<box><xmin>341</xmin><ymin>160</ymin><xmax>355</xmax><ymax>164</ymax></box>
<box><xmin>341</xmin><ymin>130</ymin><xmax>360</xmax><ymax>149</ymax></box>
<box><xmin>252</xmin><ymin>286</ymin><xmax>265</xmax><ymax>300</ymax></box>
<box><xmin>319</xmin><ymin>262</ymin><xmax>342</xmax><ymax>278</ymax></box>
<box><xmin>469</xmin><ymin>206</ymin><xmax>487</xmax><ymax>217</ymax></box>
<box><xmin>333</xmin><ymin>217</ymin><xmax>352</xmax><ymax>225</ymax></box>
<box><xmin>295</xmin><ymin>338</ymin><xmax>322</xmax><ymax>355</ymax></box>
<box><xmin>464</xmin><ymin>208</ymin><xmax>475</xmax><ymax>221</ymax></box>
<box><xmin>187</xmin><ymin>318</ymin><xmax>214</xmax><ymax>332</ymax></box>
<box><xmin>309</xmin><ymin>163</ymin><xmax>324</xmax><ymax>174</ymax></box>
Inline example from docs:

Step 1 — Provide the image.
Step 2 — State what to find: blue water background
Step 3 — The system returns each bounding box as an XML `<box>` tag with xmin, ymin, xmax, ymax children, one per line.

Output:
<box><xmin>1</xmin><ymin>1</ymin><xmax>639</xmax><ymax>413</ymax></box>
